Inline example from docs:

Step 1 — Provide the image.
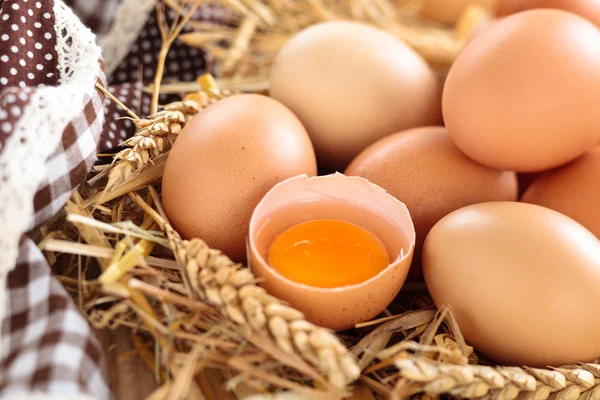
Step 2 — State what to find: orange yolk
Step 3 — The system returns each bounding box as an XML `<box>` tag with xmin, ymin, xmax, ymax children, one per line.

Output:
<box><xmin>267</xmin><ymin>219</ymin><xmax>390</xmax><ymax>288</ymax></box>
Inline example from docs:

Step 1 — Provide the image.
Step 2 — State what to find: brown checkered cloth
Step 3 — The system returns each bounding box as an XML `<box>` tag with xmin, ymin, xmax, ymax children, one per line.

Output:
<box><xmin>0</xmin><ymin>0</ymin><xmax>109</xmax><ymax>399</ymax></box>
<box><xmin>0</xmin><ymin>1</ymin><xmax>232</xmax><ymax>399</ymax></box>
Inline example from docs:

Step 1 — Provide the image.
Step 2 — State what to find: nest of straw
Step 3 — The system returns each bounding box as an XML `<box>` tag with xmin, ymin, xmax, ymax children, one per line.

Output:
<box><xmin>40</xmin><ymin>1</ymin><xmax>600</xmax><ymax>399</ymax></box>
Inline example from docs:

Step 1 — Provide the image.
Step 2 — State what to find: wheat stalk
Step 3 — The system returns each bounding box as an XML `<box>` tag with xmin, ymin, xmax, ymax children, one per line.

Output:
<box><xmin>114</xmin><ymin>190</ymin><xmax>361</xmax><ymax>390</ymax></box>
<box><xmin>387</xmin><ymin>354</ymin><xmax>600</xmax><ymax>400</ymax></box>
<box><xmin>111</xmin><ymin>100</ymin><xmax>199</xmax><ymax>179</ymax></box>
<box><xmin>162</xmin><ymin>222</ymin><xmax>361</xmax><ymax>390</ymax></box>
<box><xmin>365</xmin><ymin>318</ymin><xmax>600</xmax><ymax>400</ymax></box>
<box><xmin>97</xmin><ymin>79</ymin><xmax>234</xmax><ymax>194</ymax></box>
<box><xmin>55</xmin><ymin>191</ymin><xmax>600</xmax><ymax>399</ymax></box>
<box><xmin>92</xmin><ymin>0</ymin><xmax>238</xmax><ymax>195</ymax></box>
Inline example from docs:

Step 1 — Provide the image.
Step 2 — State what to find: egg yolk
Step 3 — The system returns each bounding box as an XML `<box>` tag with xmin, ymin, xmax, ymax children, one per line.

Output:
<box><xmin>267</xmin><ymin>219</ymin><xmax>390</xmax><ymax>288</ymax></box>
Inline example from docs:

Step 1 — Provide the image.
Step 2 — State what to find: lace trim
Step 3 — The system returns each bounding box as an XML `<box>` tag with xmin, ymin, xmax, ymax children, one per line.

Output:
<box><xmin>99</xmin><ymin>0</ymin><xmax>156</xmax><ymax>77</ymax></box>
<box><xmin>0</xmin><ymin>0</ymin><xmax>101</xmax><ymax>351</ymax></box>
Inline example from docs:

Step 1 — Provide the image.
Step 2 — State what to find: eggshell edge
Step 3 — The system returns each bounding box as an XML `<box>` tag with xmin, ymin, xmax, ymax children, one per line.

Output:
<box><xmin>248</xmin><ymin>173</ymin><xmax>416</xmax><ymax>331</ymax></box>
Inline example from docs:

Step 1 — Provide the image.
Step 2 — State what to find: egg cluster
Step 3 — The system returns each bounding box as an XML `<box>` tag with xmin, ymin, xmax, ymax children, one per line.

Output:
<box><xmin>162</xmin><ymin>1</ymin><xmax>600</xmax><ymax>368</ymax></box>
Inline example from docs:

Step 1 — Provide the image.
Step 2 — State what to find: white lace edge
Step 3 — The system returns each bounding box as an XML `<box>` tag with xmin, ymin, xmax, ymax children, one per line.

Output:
<box><xmin>99</xmin><ymin>0</ymin><xmax>156</xmax><ymax>77</ymax></box>
<box><xmin>0</xmin><ymin>0</ymin><xmax>101</xmax><ymax>354</ymax></box>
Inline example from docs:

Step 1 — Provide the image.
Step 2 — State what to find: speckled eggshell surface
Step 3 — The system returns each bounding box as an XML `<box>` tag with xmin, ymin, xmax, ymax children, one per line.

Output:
<box><xmin>443</xmin><ymin>9</ymin><xmax>600</xmax><ymax>172</ymax></box>
<box><xmin>269</xmin><ymin>21</ymin><xmax>441</xmax><ymax>171</ymax></box>
<box><xmin>161</xmin><ymin>94</ymin><xmax>317</xmax><ymax>262</ymax></box>
<box><xmin>423</xmin><ymin>202</ymin><xmax>600</xmax><ymax>366</ymax></box>
<box><xmin>522</xmin><ymin>146</ymin><xmax>600</xmax><ymax>238</ymax></box>
<box><xmin>345</xmin><ymin>126</ymin><xmax>517</xmax><ymax>280</ymax></box>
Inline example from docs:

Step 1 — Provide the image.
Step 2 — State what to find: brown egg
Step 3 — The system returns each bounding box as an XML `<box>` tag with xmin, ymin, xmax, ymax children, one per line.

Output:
<box><xmin>345</xmin><ymin>126</ymin><xmax>517</xmax><ymax>281</ymax></box>
<box><xmin>497</xmin><ymin>0</ymin><xmax>600</xmax><ymax>26</ymax></box>
<box><xmin>423</xmin><ymin>201</ymin><xmax>600</xmax><ymax>366</ymax></box>
<box><xmin>522</xmin><ymin>147</ymin><xmax>600</xmax><ymax>238</ymax></box>
<box><xmin>496</xmin><ymin>0</ymin><xmax>520</xmax><ymax>14</ymax></box>
<box><xmin>162</xmin><ymin>94</ymin><xmax>317</xmax><ymax>262</ymax></box>
<box><xmin>269</xmin><ymin>21</ymin><xmax>441</xmax><ymax>172</ymax></box>
<box><xmin>443</xmin><ymin>9</ymin><xmax>600</xmax><ymax>172</ymax></box>
<box><xmin>421</xmin><ymin>0</ymin><xmax>497</xmax><ymax>25</ymax></box>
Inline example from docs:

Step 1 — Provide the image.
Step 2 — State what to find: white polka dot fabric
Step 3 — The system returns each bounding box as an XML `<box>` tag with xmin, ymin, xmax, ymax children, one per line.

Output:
<box><xmin>110</xmin><ymin>10</ymin><xmax>206</xmax><ymax>85</ymax></box>
<box><xmin>0</xmin><ymin>0</ymin><xmax>60</xmax><ymax>156</ymax></box>
<box><xmin>0</xmin><ymin>0</ymin><xmax>59</xmax><ymax>89</ymax></box>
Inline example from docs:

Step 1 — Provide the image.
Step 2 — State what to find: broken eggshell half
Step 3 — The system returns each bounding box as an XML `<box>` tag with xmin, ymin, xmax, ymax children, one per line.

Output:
<box><xmin>248</xmin><ymin>173</ymin><xmax>416</xmax><ymax>331</ymax></box>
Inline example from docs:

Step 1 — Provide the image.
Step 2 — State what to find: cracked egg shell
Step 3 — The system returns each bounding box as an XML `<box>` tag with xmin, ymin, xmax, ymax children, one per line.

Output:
<box><xmin>248</xmin><ymin>173</ymin><xmax>416</xmax><ymax>331</ymax></box>
<box><xmin>162</xmin><ymin>94</ymin><xmax>317</xmax><ymax>262</ymax></box>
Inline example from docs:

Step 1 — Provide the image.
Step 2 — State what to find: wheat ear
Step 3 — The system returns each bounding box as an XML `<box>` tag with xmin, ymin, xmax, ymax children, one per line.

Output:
<box><xmin>100</xmin><ymin>84</ymin><xmax>233</xmax><ymax>192</ymax></box>
<box><xmin>382</xmin><ymin>342</ymin><xmax>600</xmax><ymax>400</ymax></box>
<box><xmin>163</xmin><ymin>223</ymin><xmax>361</xmax><ymax>390</ymax></box>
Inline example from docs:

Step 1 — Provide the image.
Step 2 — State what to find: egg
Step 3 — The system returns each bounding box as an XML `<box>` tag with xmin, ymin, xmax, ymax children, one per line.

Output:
<box><xmin>162</xmin><ymin>94</ymin><xmax>317</xmax><ymax>262</ymax></box>
<box><xmin>421</xmin><ymin>0</ymin><xmax>497</xmax><ymax>25</ymax></box>
<box><xmin>443</xmin><ymin>9</ymin><xmax>600</xmax><ymax>172</ymax></box>
<box><xmin>345</xmin><ymin>126</ymin><xmax>517</xmax><ymax>281</ymax></box>
<box><xmin>423</xmin><ymin>201</ymin><xmax>600</xmax><ymax>366</ymax></box>
<box><xmin>269</xmin><ymin>21</ymin><xmax>441</xmax><ymax>171</ymax></box>
<box><xmin>497</xmin><ymin>0</ymin><xmax>600</xmax><ymax>26</ymax></box>
<box><xmin>248</xmin><ymin>174</ymin><xmax>415</xmax><ymax>331</ymax></box>
<box><xmin>522</xmin><ymin>147</ymin><xmax>600</xmax><ymax>238</ymax></box>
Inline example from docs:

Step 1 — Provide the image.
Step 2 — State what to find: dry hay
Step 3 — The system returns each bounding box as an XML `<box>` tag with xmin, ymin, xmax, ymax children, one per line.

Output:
<box><xmin>39</xmin><ymin>1</ymin><xmax>600</xmax><ymax>399</ymax></box>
